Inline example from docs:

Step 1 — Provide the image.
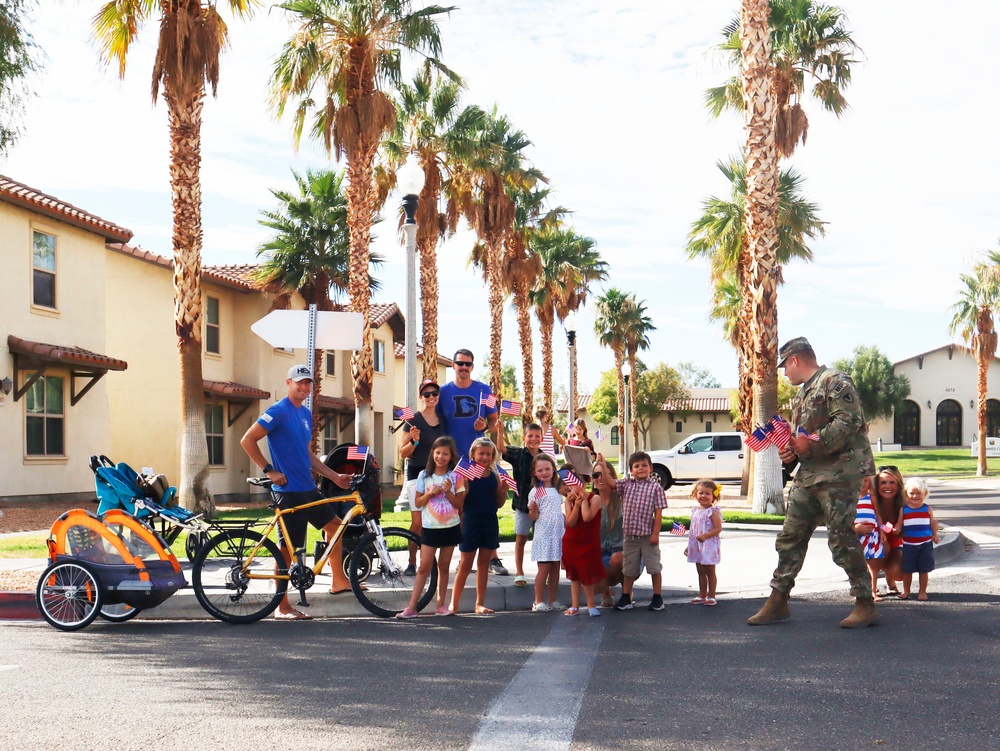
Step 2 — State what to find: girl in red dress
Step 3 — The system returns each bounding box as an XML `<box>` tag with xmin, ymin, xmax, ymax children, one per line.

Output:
<box><xmin>561</xmin><ymin>468</ymin><xmax>606</xmax><ymax>617</ymax></box>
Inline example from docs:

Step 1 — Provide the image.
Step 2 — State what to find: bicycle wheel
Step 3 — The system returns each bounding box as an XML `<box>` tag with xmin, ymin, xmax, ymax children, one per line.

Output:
<box><xmin>98</xmin><ymin>602</ymin><xmax>142</xmax><ymax>623</ymax></box>
<box><xmin>350</xmin><ymin>527</ymin><xmax>435</xmax><ymax>617</ymax></box>
<box><xmin>36</xmin><ymin>560</ymin><xmax>104</xmax><ymax>631</ymax></box>
<box><xmin>192</xmin><ymin>530</ymin><xmax>287</xmax><ymax>624</ymax></box>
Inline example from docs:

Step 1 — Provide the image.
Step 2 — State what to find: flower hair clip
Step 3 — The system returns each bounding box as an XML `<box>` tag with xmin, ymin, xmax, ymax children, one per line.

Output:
<box><xmin>713</xmin><ymin>486</ymin><xmax>721</xmax><ymax>500</ymax></box>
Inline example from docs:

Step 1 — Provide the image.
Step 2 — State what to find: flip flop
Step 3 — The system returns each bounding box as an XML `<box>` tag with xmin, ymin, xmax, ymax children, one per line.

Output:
<box><xmin>563</xmin><ymin>607</ymin><xmax>580</xmax><ymax>616</ymax></box>
<box><xmin>514</xmin><ymin>575</ymin><xmax>528</xmax><ymax>587</ymax></box>
<box><xmin>690</xmin><ymin>597</ymin><xmax>705</xmax><ymax>605</ymax></box>
<box><xmin>474</xmin><ymin>605</ymin><xmax>495</xmax><ymax>615</ymax></box>
<box><xmin>436</xmin><ymin>606</ymin><xmax>456</xmax><ymax>616</ymax></box>
<box><xmin>703</xmin><ymin>598</ymin><xmax>718</xmax><ymax>606</ymax></box>
<box><xmin>275</xmin><ymin>610</ymin><xmax>313</xmax><ymax>620</ymax></box>
<box><xmin>329</xmin><ymin>585</ymin><xmax>366</xmax><ymax>594</ymax></box>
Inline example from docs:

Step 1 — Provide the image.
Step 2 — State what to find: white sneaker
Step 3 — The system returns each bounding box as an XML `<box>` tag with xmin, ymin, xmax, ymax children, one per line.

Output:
<box><xmin>548</xmin><ymin>601</ymin><xmax>567</xmax><ymax>611</ymax></box>
<box><xmin>532</xmin><ymin>602</ymin><xmax>552</xmax><ymax>612</ymax></box>
<box><xmin>588</xmin><ymin>607</ymin><xmax>602</xmax><ymax>617</ymax></box>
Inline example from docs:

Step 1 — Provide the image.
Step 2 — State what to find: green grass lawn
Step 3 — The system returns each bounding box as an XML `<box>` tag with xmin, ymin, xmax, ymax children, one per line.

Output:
<box><xmin>873</xmin><ymin>448</ymin><xmax>1000</xmax><ymax>477</ymax></box>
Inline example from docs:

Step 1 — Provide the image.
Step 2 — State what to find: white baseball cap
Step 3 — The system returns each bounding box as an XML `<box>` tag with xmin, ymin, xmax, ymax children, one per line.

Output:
<box><xmin>287</xmin><ymin>364</ymin><xmax>313</xmax><ymax>382</ymax></box>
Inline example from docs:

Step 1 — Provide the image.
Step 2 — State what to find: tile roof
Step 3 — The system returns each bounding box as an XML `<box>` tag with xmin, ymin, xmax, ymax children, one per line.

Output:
<box><xmin>7</xmin><ymin>335</ymin><xmax>127</xmax><ymax>371</ymax></box>
<box><xmin>106</xmin><ymin>243</ymin><xmax>256</xmax><ymax>292</ymax></box>
<box><xmin>393</xmin><ymin>341</ymin><xmax>454</xmax><ymax>366</ymax></box>
<box><xmin>559</xmin><ymin>388</ymin><xmax>733</xmax><ymax>414</ymax></box>
<box><xmin>1</xmin><ymin>175</ymin><xmax>133</xmax><ymax>243</ymax></box>
<box><xmin>203</xmin><ymin>380</ymin><xmax>269</xmax><ymax>401</ymax></box>
<box><xmin>315</xmin><ymin>394</ymin><xmax>355</xmax><ymax>413</ymax></box>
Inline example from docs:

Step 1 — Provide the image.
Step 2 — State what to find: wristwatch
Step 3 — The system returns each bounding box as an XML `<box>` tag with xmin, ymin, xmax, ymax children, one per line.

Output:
<box><xmin>262</xmin><ymin>463</ymin><xmax>274</xmax><ymax>474</ymax></box>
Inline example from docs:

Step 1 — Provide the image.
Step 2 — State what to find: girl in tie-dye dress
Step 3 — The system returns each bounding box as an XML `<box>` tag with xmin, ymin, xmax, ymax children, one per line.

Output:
<box><xmin>853</xmin><ymin>476</ymin><xmax>887</xmax><ymax>601</ymax></box>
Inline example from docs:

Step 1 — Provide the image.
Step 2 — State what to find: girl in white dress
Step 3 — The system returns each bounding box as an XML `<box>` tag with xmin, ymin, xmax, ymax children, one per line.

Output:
<box><xmin>528</xmin><ymin>454</ymin><xmax>577</xmax><ymax>611</ymax></box>
<box><xmin>685</xmin><ymin>479</ymin><xmax>723</xmax><ymax>606</ymax></box>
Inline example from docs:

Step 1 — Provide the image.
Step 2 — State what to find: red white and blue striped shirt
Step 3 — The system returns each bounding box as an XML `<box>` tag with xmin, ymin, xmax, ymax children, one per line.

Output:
<box><xmin>902</xmin><ymin>503</ymin><xmax>934</xmax><ymax>545</ymax></box>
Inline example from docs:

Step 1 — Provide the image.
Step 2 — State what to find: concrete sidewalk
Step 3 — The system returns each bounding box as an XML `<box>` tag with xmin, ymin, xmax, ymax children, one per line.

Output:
<box><xmin>1</xmin><ymin>523</ymin><xmax>970</xmax><ymax>620</ymax></box>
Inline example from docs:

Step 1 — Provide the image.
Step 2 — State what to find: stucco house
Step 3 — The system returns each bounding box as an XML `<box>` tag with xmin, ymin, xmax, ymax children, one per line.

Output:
<box><xmin>867</xmin><ymin>344</ymin><xmax>1000</xmax><ymax>448</ymax></box>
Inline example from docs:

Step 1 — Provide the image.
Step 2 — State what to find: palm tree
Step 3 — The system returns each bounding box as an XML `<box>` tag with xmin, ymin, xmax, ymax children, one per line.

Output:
<box><xmin>622</xmin><ymin>298</ymin><xmax>655</xmax><ymax>450</ymax></box>
<box><xmin>271</xmin><ymin>0</ymin><xmax>455</xmax><ymax>446</ymax></box>
<box><xmin>740</xmin><ymin>0</ymin><xmax>784</xmax><ymax>513</ymax></box>
<box><xmin>252</xmin><ymin>168</ymin><xmax>383</xmax><ymax>450</ymax></box>
<box><xmin>594</xmin><ymin>288</ymin><xmax>635</xmax><ymax>468</ymax></box>
<box><xmin>381</xmin><ymin>68</ymin><xmax>485</xmax><ymax>381</ymax></box>
<box><xmin>707</xmin><ymin>0</ymin><xmax>859</xmax><ymax>157</ymax></box>
<box><xmin>688</xmin><ymin>155</ymin><xmax>824</xmax><ymax>443</ymax></box>
<box><xmin>530</xmin><ymin>227</ymin><xmax>606</xmax><ymax>411</ymax></box>
<box><xmin>949</xmin><ymin>248</ymin><xmax>1000</xmax><ymax>476</ymax></box>
<box><xmin>91</xmin><ymin>0</ymin><xmax>256</xmax><ymax>515</ymax></box>
<box><xmin>458</xmin><ymin>107</ymin><xmax>543</xmax><ymax>394</ymax></box>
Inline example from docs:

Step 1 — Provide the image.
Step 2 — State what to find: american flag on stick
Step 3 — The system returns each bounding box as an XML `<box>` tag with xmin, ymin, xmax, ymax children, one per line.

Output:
<box><xmin>480</xmin><ymin>392</ymin><xmax>497</xmax><ymax>409</ymax></box>
<box><xmin>347</xmin><ymin>445</ymin><xmax>369</xmax><ymax>462</ymax></box>
<box><xmin>745</xmin><ymin>426</ymin><xmax>770</xmax><ymax>452</ymax></box>
<box><xmin>500</xmin><ymin>399</ymin><xmax>521</xmax><ymax>416</ymax></box>
<box><xmin>558</xmin><ymin>468</ymin><xmax>585</xmax><ymax>488</ymax></box>
<box><xmin>769</xmin><ymin>415</ymin><xmax>792</xmax><ymax>446</ymax></box>
<box><xmin>669</xmin><ymin>522</ymin><xmax>687</xmax><ymax>537</ymax></box>
<box><xmin>498</xmin><ymin>467</ymin><xmax>518</xmax><ymax>494</ymax></box>
<box><xmin>594</xmin><ymin>427</ymin><xmax>603</xmax><ymax>442</ymax></box>
<box><xmin>533</xmin><ymin>485</ymin><xmax>547</xmax><ymax>501</ymax></box>
<box><xmin>797</xmin><ymin>426</ymin><xmax>821</xmax><ymax>441</ymax></box>
<box><xmin>394</xmin><ymin>406</ymin><xmax>415</xmax><ymax>422</ymax></box>
<box><xmin>454</xmin><ymin>458</ymin><xmax>486</xmax><ymax>482</ymax></box>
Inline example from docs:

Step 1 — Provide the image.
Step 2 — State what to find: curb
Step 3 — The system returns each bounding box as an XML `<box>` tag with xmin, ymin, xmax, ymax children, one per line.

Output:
<box><xmin>0</xmin><ymin>592</ymin><xmax>38</xmax><ymax>620</ymax></box>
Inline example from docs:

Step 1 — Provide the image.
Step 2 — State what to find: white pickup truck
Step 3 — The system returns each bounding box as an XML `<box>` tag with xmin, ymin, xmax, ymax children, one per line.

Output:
<box><xmin>645</xmin><ymin>432</ymin><xmax>745</xmax><ymax>489</ymax></box>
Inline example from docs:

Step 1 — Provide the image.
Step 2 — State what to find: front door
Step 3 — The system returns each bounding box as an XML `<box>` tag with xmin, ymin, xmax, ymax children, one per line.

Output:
<box><xmin>935</xmin><ymin>399</ymin><xmax>962</xmax><ymax>446</ymax></box>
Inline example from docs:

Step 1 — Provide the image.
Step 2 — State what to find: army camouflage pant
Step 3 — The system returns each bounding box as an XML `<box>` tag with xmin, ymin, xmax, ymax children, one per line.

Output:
<box><xmin>770</xmin><ymin>481</ymin><xmax>872</xmax><ymax>599</ymax></box>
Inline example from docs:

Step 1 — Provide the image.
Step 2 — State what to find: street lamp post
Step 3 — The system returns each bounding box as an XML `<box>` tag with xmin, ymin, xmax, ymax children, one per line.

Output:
<box><xmin>565</xmin><ymin>311</ymin><xmax>577</xmax><ymax>435</ymax></box>
<box><xmin>397</xmin><ymin>153</ymin><xmax>426</xmax><ymax>424</ymax></box>
<box><xmin>621</xmin><ymin>361</ymin><xmax>632</xmax><ymax>473</ymax></box>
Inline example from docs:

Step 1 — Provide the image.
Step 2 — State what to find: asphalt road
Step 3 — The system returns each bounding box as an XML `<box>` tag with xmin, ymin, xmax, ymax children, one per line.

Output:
<box><xmin>3</xmin><ymin>481</ymin><xmax>1000</xmax><ymax>751</ymax></box>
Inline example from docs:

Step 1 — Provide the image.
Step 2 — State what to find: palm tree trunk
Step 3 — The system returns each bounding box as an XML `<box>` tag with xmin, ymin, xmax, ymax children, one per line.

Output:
<box><xmin>418</xmin><ymin>232</ymin><xmax>439</xmax><ymax>382</ymax></box>
<box><xmin>486</xmin><ymin>239</ymin><xmax>504</xmax><ymax>396</ymax></box>
<box><xmin>513</xmin><ymin>281</ymin><xmax>535</xmax><ymax>422</ymax></box>
<box><xmin>977</xmin><ymin>349</ymin><xmax>988</xmax><ymax>476</ymax></box>
<box><xmin>570</xmin><ymin>332</ymin><xmax>578</xmax><ymax>429</ymax></box>
<box><xmin>742</xmin><ymin>0</ymin><xmax>784</xmax><ymax>514</ymax></box>
<box><xmin>628</xmin><ymin>352</ymin><xmax>639</xmax><ymax>450</ymax></box>
<box><xmin>540</xmin><ymin>316</ymin><xmax>553</xmax><ymax>415</ymax></box>
<box><xmin>614</xmin><ymin>349</ymin><xmax>625</xmax><ymax>468</ymax></box>
<box><xmin>165</xmin><ymin>84</ymin><xmax>213</xmax><ymax>517</ymax></box>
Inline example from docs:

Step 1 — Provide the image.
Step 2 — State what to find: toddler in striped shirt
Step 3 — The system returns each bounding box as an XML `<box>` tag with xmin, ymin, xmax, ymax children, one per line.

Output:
<box><xmin>899</xmin><ymin>477</ymin><xmax>939</xmax><ymax>601</ymax></box>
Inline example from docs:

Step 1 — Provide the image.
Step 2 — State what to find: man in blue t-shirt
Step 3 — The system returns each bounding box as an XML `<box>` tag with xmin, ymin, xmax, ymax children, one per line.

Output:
<box><xmin>241</xmin><ymin>364</ymin><xmax>353</xmax><ymax>620</ymax></box>
<box><xmin>438</xmin><ymin>348</ymin><xmax>508</xmax><ymax>575</ymax></box>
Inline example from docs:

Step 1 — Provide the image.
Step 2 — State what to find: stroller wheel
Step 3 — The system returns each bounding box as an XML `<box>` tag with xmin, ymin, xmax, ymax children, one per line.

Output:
<box><xmin>36</xmin><ymin>560</ymin><xmax>104</xmax><ymax>631</ymax></box>
<box><xmin>343</xmin><ymin>543</ymin><xmax>373</xmax><ymax>583</ymax></box>
<box><xmin>185</xmin><ymin>531</ymin><xmax>206</xmax><ymax>563</ymax></box>
<box><xmin>98</xmin><ymin>602</ymin><xmax>142</xmax><ymax>623</ymax></box>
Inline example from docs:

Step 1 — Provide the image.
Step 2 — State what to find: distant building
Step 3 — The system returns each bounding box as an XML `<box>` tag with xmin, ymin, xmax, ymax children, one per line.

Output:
<box><xmin>867</xmin><ymin>344</ymin><xmax>1000</xmax><ymax>448</ymax></box>
<box><xmin>559</xmin><ymin>387</ymin><xmax>736</xmax><ymax>454</ymax></box>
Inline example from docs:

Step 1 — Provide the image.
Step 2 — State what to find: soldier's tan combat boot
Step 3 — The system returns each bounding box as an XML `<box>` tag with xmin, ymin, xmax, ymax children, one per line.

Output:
<box><xmin>747</xmin><ymin>589</ymin><xmax>790</xmax><ymax>625</ymax></box>
<box><xmin>839</xmin><ymin>598</ymin><xmax>879</xmax><ymax>628</ymax></box>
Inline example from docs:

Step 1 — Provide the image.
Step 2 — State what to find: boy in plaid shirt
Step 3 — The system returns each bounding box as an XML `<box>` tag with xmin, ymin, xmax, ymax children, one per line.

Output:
<box><xmin>595</xmin><ymin>451</ymin><xmax>668</xmax><ymax>611</ymax></box>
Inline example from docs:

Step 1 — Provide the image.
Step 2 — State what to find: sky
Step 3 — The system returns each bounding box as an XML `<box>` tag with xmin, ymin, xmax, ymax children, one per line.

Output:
<box><xmin>3</xmin><ymin>1</ymin><xmax>999</xmax><ymax>398</ymax></box>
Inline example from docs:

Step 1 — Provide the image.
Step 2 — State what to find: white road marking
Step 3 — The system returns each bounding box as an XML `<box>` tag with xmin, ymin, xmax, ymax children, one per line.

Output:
<box><xmin>0</xmin><ymin>665</ymin><xmax>21</xmax><ymax>672</ymax></box>
<box><xmin>469</xmin><ymin>618</ymin><xmax>604</xmax><ymax>751</ymax></box>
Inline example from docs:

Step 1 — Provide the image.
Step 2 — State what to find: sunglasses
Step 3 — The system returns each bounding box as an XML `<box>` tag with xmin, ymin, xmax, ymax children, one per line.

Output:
<box><xmin>421</xmin><ymin>390</ymin><xmax>439</xmax><ymax>398</ymax></box>
<box><xmin>877</xmin><ymin>465</ymin><xmax>898</xmax><ymax>473</ymax></box>
<box><xmin>592</xmin><ymin>471</ymin><xmax>602</xmax><ymax>479</ymax></box>
<box><xmin>454</xmin><ymin>361</ymin><xmax>473</xmax><ymax>368</ymax></box>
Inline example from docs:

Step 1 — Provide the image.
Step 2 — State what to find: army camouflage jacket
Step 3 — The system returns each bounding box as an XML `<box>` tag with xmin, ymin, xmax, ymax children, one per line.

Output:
<box><xmin>791</xmin><ymin>365</ymin><xmax>875</xmax><ymax>487</ymax></box>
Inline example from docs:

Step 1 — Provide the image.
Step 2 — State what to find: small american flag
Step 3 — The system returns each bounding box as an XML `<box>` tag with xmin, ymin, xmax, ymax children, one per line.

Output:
<box><xmin>670</xmin><ymin>522</ymin><xmax>687</xmax><ymax>537</ymax></box>
<box><xmin>347</xmin><ymin>445</ymin><xmax>369</xmax><ymax>462</ymax></box>
<box><xmin>558</xmin><ymin>468</ymin><xmax>585</xmax><ymax>488</ymax></box>
<box><xmin>533</xmin><ymin>485</ymin><xmax>547</xmax><ymax>501</ymax></box>
<box><xmin>594</xmin><ymin>427</ymin><xmax>603</xmax><ymax>442</ymax></box>
<box><xmin>481</xmin><ymin>392</ymin><xmax>497</xmax><ymax>409</ymax></box>
<box><xmin>881</xmin><ymin>521</ymin><xmax>894</xmax><ymax>533</ymax></box>
<box><xmin>797</xmin><ymin>426</ymin><xmax>821</xmax><ymax>441</ymax></box>
<box><xmin>745</xmin><ymin>426</ymin><xmax>770</xmax><ymax>452</ymax></box>
<box><xmin>566</xmin><ymin>423</ymin><xmax>577</xmax><ymax>437</ymax></box>
<box><xmin>394</xmin><ymin>406</ymin><xmax>415</xmax><ymax>422</ymax></box>
<box><xmin>769</xmin><ymin>415</ymin><xmax>792</xmax><ymax>446</ymax></box>
<box><xmin>500</xmin><ymin>399</ymin><xmax>521</xmax><ymax>416</ymax></box>
<box><xmin>498</xmin><ymin>467</ymin><xmax>518</xmax><ymax>494</ymax></box>
<box><xmin>454</xmin><ymin>457</ymin><xmax>486</xmax><ymax>481</ymax></box>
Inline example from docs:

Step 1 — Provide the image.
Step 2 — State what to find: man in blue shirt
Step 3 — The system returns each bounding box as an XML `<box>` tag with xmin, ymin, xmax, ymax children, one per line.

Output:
<box><xmin>438</xmin><ymin>348</ymin><xmax>507</xmax><ymax>575</ymax></box>
<box><xmin>241</xmin><ymin>364</ymin><xmax>353</xmax><ymax>620</ymax></box>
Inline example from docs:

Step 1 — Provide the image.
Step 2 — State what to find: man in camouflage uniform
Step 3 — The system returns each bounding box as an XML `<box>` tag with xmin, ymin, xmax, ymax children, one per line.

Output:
<box><xmin>748</xmin><ymin>337</ymin><xmax>879</xmax><ymax>628</ymax></box>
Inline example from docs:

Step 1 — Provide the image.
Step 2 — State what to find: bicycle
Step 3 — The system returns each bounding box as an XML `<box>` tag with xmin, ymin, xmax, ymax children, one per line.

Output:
<box><xmin>191</xmin><ymin>475</ymin><xmax>436</xmax><ymax>623</ymax></box>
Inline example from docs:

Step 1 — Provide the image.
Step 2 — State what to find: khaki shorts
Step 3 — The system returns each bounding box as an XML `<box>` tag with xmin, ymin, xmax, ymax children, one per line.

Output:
<box><xmin>398</xmin><ymin>479</ymin><xmax>419</xmax><ymax>512</ymax></box>
<box><xmin>514</xmin><ymin>509</ymin><xmax>534</xmax><ymax>537</ymax></box>
<box><xmin>622</xmin><ymin>534</ymin><xmax>662</xmax><ymax>578</ymax></box>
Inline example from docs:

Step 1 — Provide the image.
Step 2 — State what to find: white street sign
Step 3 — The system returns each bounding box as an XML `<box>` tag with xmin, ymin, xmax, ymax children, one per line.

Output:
<box><xmin>250</xmin><ymin>310</ymin><xmax>364</xmax><ymax>350</ymax></box>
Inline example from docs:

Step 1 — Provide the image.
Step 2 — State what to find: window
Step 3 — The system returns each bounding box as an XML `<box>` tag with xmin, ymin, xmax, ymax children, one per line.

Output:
<box><xmin>205</xmin><ymin>296</ymin><xmax>220</xmax><ymax>354</ymax></box>
<box><xmin>686</xmin><ymin>436</ymin><xmax>713</xmax><ymax>453</ymax></box>
<box><xmin>374</xmin><ymin>340</ymin><xmax>386</xmax><ymax>373</ymax></box>
<box><xmin>323</xmin><ymin>420</ymin><xmax>339</xmax><ymax>457</ymax></box>
<box><xmin>32</xmin><ymin>230</ymin><xmax>57</xmax><ymax>308</ymax></box>
<box><xmin>205</xmin><ymin>404</ymin><xmax>224</xmax><ymax>465</ymax></box>
<box><xmin>610</xmin><ymin>426</ymin><xmax>619</xmax><ymax>446</ymax></box>
<box><xmin>715</xmin><ymin>435</ymin><xmax>743</xmax><ymax>451</ymax></box>
<box><xmin>325</xmin><ymin>351</ymin><xmax>336</xmax><ymax>377</ymax></box>
<box><xmin>705</xmin><ymin>421</ymin><xmax>713</xmax><ymax>432</ymax></box>
<box><xmin>26</xmin><ymin>376</ymin><xmax>64</xmax><ymax>456</ymax></box>
<box><xmin>675</xmin><ymin>421</ymin><xmax>682</xmax><ymax>433</ymax></box>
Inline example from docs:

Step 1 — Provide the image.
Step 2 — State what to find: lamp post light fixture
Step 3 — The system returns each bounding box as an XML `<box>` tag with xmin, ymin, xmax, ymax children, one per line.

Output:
<box><xmin>564</xmin><ymin>311</ymin><xmax>577</xmax><ymax>430</ymax></box>
<box><xmin>621</xmin><ymin>361</ymin><xmax>632</xmax><ymax>472</ymax></box>
<box><xmin>398</xmin><ymin>152</ymin><xmax>426</xmax><ymax>422</ymax></box>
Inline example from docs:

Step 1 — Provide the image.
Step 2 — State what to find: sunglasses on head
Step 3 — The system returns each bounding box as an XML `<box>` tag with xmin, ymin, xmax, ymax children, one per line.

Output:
<box><xmin>454</xmin><ymin>361</ymin><xmax>473</xmax><ymax>368</ymax></box>
<box><xmin>877</xmin><ymin>465</ymin><xmax>898</xmax><ymax>473</ymax></box>
<box><xmin>421</xmin><ymin>390</ymin><xmax>439</xmax><ymax>398</ymax></box>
